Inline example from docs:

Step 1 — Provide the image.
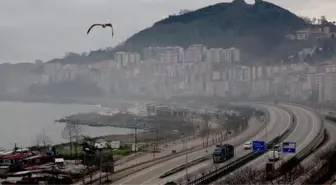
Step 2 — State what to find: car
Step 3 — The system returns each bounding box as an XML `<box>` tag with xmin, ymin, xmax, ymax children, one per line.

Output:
<box><xmin>244</xmin><ymin>142</ymin><xmax>252</xmax><ymax>150</ymax></box>
<box><xmin>268</xmin><ymin>150</ymin><xmax>280</xmax><ymax>161</ymax></box>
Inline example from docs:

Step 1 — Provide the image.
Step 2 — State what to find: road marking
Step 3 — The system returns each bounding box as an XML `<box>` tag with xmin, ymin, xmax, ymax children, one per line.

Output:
<box><xmin>115</xmin><ymin>105</ymin><xmax>283</xmax><ymax>185</ymax></box>
<box><xmin>218</xmin><ymin>106</ymin><xmax>290</xmax><ymax>179</ymax></box>
<box><xmin>114</xmin><ymin>148</ymin><xmax>208</xmax><ymax>185</ymax></box>
<box><xmin>258</xmin><ymin>106</ymin><xmax>307</xmax><ymax>169</ymax></box>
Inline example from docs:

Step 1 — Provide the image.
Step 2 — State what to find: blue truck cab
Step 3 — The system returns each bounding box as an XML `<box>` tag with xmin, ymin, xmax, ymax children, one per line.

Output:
<box><xmin>212</xmin><ymin>144</ymin><xmax>234</xmax><ymax>163</ymax></box>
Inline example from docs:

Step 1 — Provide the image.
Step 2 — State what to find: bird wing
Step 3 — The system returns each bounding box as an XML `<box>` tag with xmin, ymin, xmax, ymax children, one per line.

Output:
<box><xmin>105</xmin><ymin>23</ymin><xmax>114</xmax><ymax>37</ymax></box>
<box><xmin>87</xmin><ymin>24</ymin><xmax>102</xmax><ymax>34</ymax></box>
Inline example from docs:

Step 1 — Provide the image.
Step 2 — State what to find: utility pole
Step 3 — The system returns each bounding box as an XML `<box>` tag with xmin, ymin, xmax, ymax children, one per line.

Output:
<box><xmin>134</xmin><ymin>117</ymin><xmax>138</xmax><ymax>154</ymax></box>
<box><xmin>272</xmin><ymin>144</ymin><xmax>275</xmax><ymax>168</ymax></box>
<box><xmin>69</xmin><ymin>127</ymin><xmax>72</xmax><ymax>156</ymax></box>
<box><xmin>42</xmin><ymin>128</ymin><xmax>46</xmax><ymax>148</ymax></box>
<box><xmin>75</xmin><ymin>120</ymin><xmax>79</xmax><ymax>159</ymax></box>
<box><xmin>153</xmin><ymin>128</ymin><xmax>158</xmax><ymax>159</ymax></box>
<box><xmin>265</xmin><ymin>116</ymin><xmax>268</xmax><ymax>176</ymax></box>
<box><xmin>185</xmin><ymin>138</ymin><xmax>188</xmax><ymax>183</ymax></box>
<box><xmin>99</xmin><ymin>151</ymin><xmax>103</xmax><ymax>185</ymax></box>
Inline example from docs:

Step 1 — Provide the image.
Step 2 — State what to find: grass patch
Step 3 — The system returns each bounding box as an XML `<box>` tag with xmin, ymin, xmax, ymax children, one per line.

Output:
<box><xmin>112</xmin><ymin>148</ymin><xmax>133</xmax><ymax>156</ymax></box>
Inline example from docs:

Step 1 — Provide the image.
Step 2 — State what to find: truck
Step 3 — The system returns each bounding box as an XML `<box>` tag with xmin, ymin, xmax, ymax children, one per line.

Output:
<box><xmin>212</xmin><ymin>144</ymin><xmax>234</xmax><ymax>163</ymax></box>
<box><xmin>268</xmin><ymin>150</ymin><xmax>280</xmax><ymax>161</ymax></box>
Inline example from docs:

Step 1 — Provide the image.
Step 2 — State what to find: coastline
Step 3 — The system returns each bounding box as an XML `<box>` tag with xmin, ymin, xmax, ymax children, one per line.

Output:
<box><xmin>0</xmin><ymin>99</ymin><xmax>138</xmax><ymax>150</ymax></box>
<box><xmin>0</xmin><ymin>94</ymin><xmax>137</xmax><ymax>109</ymax></box>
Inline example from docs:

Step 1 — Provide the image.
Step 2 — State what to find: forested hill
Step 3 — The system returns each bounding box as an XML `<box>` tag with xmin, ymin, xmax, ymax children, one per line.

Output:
<box><xmin>49</xmin><ymin>0</ymin><xmax>309</xmax><ymax>64</ymax></box>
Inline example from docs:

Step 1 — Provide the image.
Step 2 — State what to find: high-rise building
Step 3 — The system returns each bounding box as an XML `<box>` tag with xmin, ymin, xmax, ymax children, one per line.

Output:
<box><xmin>222</xmin><ymin>47</ymin><xmax>241</xmax><ymax>63</ymax></box>
<box><xmin>323</xmin><ymin>72</ymin><xmax>336</xmax><ymax>101</ymax></box>
<box><xmin>159</xmin><ymin>46</ymin><xmax>184</xmax><ymax>63</ymax></box>
<box><xmin>115</xmin><ymin>52</ymin><xmax>140</xmax><ymax>66</ymax></box>
<box><xmin>205</xmin><ymin>48</ymin><xmax>223</xmax><ymax>63</ymax></box>
<box><xmin>316</xmin><ymin>73</ymin><xmax>325</xmax><ymax>102</ymax></box>
<box><xmin>143</xmin><ymin>46</ymin><xmax>184</xmax><ymax>63</ymax></box>
<box><xmin>184</xmin><ymin>44</ymin><xmax>207</xmax><ymax>63</ymax></box>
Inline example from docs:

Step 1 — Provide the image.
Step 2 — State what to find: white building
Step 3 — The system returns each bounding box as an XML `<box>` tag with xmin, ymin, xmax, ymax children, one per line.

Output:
<box><xmin>43</xmin><ymin>63</ymin><xmax>62</xmax><ymax>77</ymax></box>
<box><xmin>115</xmin><ymin>52</ymin><xmax>129</xmax><ymax>66</ymax></box>
<box><xmin>323</xmin><ymin>72</ymin><xmax>336</xmax><ymax>101</ymax></box>
<box><xmin>184</xmin><ymin>44</ymin><xmax>207</xmax><ymax>63</ymax></box>
<box><xmin>159</xmin><ymin>46</ymin><xmax>184</xmax><ymax>63</ymax></box>
<box><xmin>129</xmin><ymin>53</ymin><xmax>141</xmax><ymax>63</ymax></box>
<box><xmin>316</xmin><ymin>73</ymin><xmax>325</xmax><ymax>102</ymax></box>
<box><xmin>222</xmin><ymin>47</ymin><xmax>240</xmax><ymax>63</ymax></box>
<box><xmin>143</xmin><ymin>46</ymin><xmax>184</xmax><ymax>63</ymax></box>
<box><xmin>251</xmin><ymin>79</ymin><xmax>271</xmax><ymax>97</ymax></box>
<box><xmin>115</xmin><ymin>52</ymin><xmax>140</xmax><ymax>66</ymax></box>
<box><xmin>205</xmin><ymin>48</ymin><xmax>223</xmax><ymax>63</ymax></box>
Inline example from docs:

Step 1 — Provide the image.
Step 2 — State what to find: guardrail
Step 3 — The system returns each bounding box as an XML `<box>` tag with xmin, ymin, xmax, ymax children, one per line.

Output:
<box><xmin>82</xmin><ymin>144</ymin><xmax>203</xmax><ymax>185</ymax></box>
<box><xmin>80</xmin><ymin>105</ymin><xmax>269</xmax><ymax>185</ymax></box>
<box><xmin>160</xmin><ymin>156</ymin><xmax>210</xmax><ymax>178</ymax></box>
<box><xmin>266</xmin><ymin>104</ymin><xmax>325</xmax><ymax>184</ymax></box>
<box><xmin>184</xmin><ymin>105</ymin><xmax>295</xmax><ymax>185</ymax></box>
<box><xmin>293</xmin><ymin>113</ymin><xmax>334</xmax><ymax>184</ymax></box>
<box><xmin>172</xmin><ymin>105</ymin><xmax>270</xmax><ymax>184</ymax></box>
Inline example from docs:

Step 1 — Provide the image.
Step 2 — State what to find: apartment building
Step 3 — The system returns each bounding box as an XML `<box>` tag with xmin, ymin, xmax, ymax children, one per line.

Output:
<box><xmin>159</xmin><ymin>46</ymin><xmax>184</xmax><ymax>63</ymax></box>
<box><xmin>251</xmin><ymin>79</ymin><xmax>272</xmax><ymax>97</ymax></box>
<box><xmin>323</xmin><ymin>72</ymin><xmax>336</xmax><ymax>101</ymax></box>
<box><xmin>205</xmin><ymin>48</ymin><xmax>223</xmax><ymax>63</ymax></box>
<box><xmin>115</xmin><ymin>52</ymin><xmax>140</xmax><ymax>66</ymax></box>
<box><xmin>316</xmin><ymin>73</ymin><xmax>326</xmax><ymax>102</ymax></box>
<box><xmin>143</xmin><ymin>46</ymin><xmax>184</xmax><ymax>63</ymax></box>
<box><xmin>184</xmin><ymin>44</ymin><xmax>207</xmax><ymax>63</ymax></box>
<box><xmin>222</xmin><ymin>47</ymin><xmax>240</xmax><ymax>63</ymax></box>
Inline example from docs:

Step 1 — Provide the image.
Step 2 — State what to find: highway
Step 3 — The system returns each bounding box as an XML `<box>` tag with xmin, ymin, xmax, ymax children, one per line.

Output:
<box><xmin>112</xmin><ymin>104</ymin><xmax>291</xmax><ymax>185</ymax></box>
<box><xmin>164</xmin><ymin>104</ymin><xmax>292</xmax><ymax>185</ymax></box>
<box><xmin>298</xmin><ymin>120</ymin><xmax>336</xmax><ymax>185</ymax></box>
<box><xmin>300</xmin><ymin>119</ymin><xmax>336</xmax><ymax>168</ymax></box>
<box><xmin>214</xmin><ymin>104</ymin><xmax>322</xmax><ymax>184</ymax></box>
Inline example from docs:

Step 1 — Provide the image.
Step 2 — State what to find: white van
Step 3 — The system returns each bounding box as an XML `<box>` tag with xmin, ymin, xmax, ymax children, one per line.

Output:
<box><xmin>268</xmin><ymin>150</ymin><xmax>280</xmax><ymax>161</ymax></box>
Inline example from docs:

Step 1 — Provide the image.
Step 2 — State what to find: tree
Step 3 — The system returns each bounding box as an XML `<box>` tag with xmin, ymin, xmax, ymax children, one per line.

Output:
<box><xmin>62</xmin><ymin>123</ymin><xmax>82</xmax><ymax>156</ymax></box>
<box><xmin>199</xmin><ymin>113</ymin><xmax>212</xmax><ymax>147</ymax></box>
<box><xmin>321</xmin><ymin>16</ymin><xmax>327</xmax><ymax>24</ymax></box>
<box><xmin>217</xmin><ymin>167</ymin><xmax>263</xmax><ymax>185</ymax></box>
<box><xmin>301</xmin><ymin>16</ymin><xmax>312</xmax><ymax>24</ymax></box>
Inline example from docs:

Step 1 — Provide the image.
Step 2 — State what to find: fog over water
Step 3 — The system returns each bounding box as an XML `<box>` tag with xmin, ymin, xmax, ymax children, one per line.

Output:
<box><xmin>0</xmin><ymin>101</ymin><xmax>134</xmax><ymax>149</ymax></box>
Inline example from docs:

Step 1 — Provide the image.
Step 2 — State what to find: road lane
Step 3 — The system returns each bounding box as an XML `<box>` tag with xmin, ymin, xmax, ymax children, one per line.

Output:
<box><xmin>214</xmin><ymin>104</ymin><xmax>322</xmax><ymax>184</ymax></box>
<box><xmin>112</xmin><ymin>105</ymin><xmax>291</xmax><ymax>185</ymax></box>
<box><xmin>148</xmin><ymin>105</ymin><xmax>291</xmax><ymax>185</ymax></box>
<box><xmin>300</xmin><ymin>119</ymin><xmax>335</xmax><ymax>168</ymax></box>
<box><xmin>249</xmin><ymin>105</ymin><xmax>319</xmax><ymax>170</ymax></box>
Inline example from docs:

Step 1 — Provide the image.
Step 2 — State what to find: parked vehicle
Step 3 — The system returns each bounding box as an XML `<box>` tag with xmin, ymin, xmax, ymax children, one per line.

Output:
<box><xmin>21</xmin><ymin>154</ymin><xmax>55</xmax><ymax>170</ymax></box>
<box><xmin>213</xmin><ymin>144</ymin><xmax>234</xmax><ymax>163</ymax></box>
<box><xmin>1</xmin><ymin>170</ymin><xmax>73</xmax><ymax>184</ymax></box>
<box><xmin>0</xmin><ymin>153</ymin><xmax>26</xmax><ymax>176</ymax></box>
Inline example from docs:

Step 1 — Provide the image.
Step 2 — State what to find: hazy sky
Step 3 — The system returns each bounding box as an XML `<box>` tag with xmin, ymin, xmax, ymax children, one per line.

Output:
<box><xmin>0</xmin><ymin>0</ymin><xmax>335</xmax><ymax>63</ymax></box>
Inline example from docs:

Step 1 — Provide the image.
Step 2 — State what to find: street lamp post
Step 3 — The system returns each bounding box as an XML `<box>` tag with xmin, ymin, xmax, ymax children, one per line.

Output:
<box><xmin>134</xmin><ymin>117</ymin><xmax>138</xmax><ymax>154</ymax></box>
<box><xmin>185</xmin><ymin>138</ymin><xmax>188</xmax><ymax>183</ymax></box>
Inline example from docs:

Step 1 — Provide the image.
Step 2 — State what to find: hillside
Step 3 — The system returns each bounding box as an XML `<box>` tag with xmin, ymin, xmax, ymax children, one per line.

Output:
<box><xmin>50</xmin><ymin>0</ymin><xmax>309</xmax><ymax>64</ymax></box>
